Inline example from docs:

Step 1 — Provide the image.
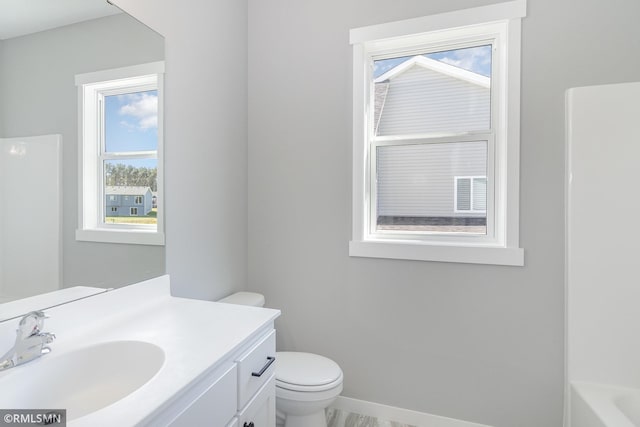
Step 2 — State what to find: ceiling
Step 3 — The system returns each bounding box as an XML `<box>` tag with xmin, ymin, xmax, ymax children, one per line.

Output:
<box><xmin>0</xmin><ymin>0</ymin><xmax>122</xmax><ymax>40</ymax></box>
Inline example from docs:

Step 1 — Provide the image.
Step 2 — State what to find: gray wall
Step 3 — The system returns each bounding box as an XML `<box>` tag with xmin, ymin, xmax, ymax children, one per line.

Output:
<box><xmin>0</xmin><ymin>14</ymin><xmax>165</xmax><ymax>289</ymax></box>
<box><xmin>111</xmin><ymin>0</ymin><xmax>249</xmax><ymax>301</ymax></box>
<box><xmin>248</xmin><ymin>1</ymin><xmax>640</xmax><ymax>426</ymax></box>
<box><xmin>0</xmin><ymin>41</ymin><xmax>3</xmax><ymax>135</ymax></box>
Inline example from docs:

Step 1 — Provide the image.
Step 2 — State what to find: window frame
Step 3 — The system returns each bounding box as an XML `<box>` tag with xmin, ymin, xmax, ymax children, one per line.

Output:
<box><xmin>349</xmin><ymin>1</ymin><xmax>525</xmax><ymax>265</ymax></box>
<box><xmin>75</xmin><ymin>62</ymin><xmax>165</xmax><ymax>246</ymax></box>
<box><xmin>454</xmin><ymin>176</ymin><xmax>488</xmax><ymax>214</ymax></box>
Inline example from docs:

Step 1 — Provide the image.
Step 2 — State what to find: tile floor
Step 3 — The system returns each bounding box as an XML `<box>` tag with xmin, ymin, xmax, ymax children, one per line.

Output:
<box><xmin>327</xmin><ymin>408</ymin><xmax>417</xmax><ymax>427</ymax></box>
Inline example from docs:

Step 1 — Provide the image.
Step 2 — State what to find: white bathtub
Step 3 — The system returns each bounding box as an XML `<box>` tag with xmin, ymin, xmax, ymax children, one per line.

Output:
<box><xmin>571</xmin><ymin>382</ymin><xmax>640</xmax><ymax>427</ymax></box>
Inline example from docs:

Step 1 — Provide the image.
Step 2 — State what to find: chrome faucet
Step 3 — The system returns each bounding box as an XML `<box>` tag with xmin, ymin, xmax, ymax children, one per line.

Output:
<box><xmin>0</xmin><ymin>311</ymin><xmax>55</xmax><ymax>371</ymax></box>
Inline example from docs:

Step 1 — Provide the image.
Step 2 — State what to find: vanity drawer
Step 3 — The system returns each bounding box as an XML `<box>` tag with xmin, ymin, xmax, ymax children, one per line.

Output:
<box><xmin>236</xmin><ymin>329</ymin><xmax>276</xmax><ymax>409</ymax></box>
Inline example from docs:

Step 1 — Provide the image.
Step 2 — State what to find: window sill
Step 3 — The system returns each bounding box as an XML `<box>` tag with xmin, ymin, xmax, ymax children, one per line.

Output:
<box><xmin>76</xmin><ymin>228</ymin><xmax>165</xmax><ymax>246</ymax></box>
<box><xmin>349</xmin><ymin>240</ymin><xmax>524</xmax><ymax>266</ymax></box>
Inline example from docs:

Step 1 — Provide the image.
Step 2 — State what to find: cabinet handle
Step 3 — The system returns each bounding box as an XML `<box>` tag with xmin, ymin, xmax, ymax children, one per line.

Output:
<box><xmin>251</xmin><ymin>356</ymin><xmax>275</xmax><ymax>377</ymax></box>
<box><xmin>244</xmin><ymin>423</ymin><xmax>254</xmax><ymax>427</ymax></box>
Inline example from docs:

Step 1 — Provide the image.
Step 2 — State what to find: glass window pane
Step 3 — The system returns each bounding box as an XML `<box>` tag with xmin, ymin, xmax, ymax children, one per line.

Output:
<box><xmin>457</xmin><ymin>178</ymin><xmax>471</xmax><ymax>211</ymax></box>
<box><xmin>473</xmin><ymin>177</ymin><xmax>487</xmax><ymax>211</ymax></box>
<box><xmin>105</xmin><ymin>90</ymin><xmax>158</xmax><ymax>152</ymax></box>
<box><xmin>373</xmin><ymin>45</ymin><xmax>491</xmax><ymax>136</ymax></box>
<box><xmin>376</xmin><ymin>141</ymin><xmax>487</xmax><ymax>234</ymax></box>
<box><xmin>104</xmin><ymin>159</ymin><xmax>157</xmax><ymax>226</ymax></box>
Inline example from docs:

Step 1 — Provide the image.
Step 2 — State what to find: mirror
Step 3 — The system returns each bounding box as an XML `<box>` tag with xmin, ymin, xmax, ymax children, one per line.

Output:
<box><xmin>0</xmin><ymin>0</ymin><xmax>166</xmax><ymax>320</ymax></box>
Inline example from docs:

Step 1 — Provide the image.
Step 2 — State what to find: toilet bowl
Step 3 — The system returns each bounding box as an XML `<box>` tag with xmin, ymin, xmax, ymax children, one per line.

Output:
<box><xmin>275</xmin><ymin>351</ymin><xmax>343</xmax><ymax>427</ymax></box>
<box><xmin>218</xmin><ymin>292</ymin><xmax>343</xmax><ymax>427</ymax></box>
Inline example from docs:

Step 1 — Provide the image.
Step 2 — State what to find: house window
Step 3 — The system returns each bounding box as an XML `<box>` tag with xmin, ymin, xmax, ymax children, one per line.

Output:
<box><xmin>349</xmin><ymin>2</ymin><xmax>525</xmax><ymax>265</ymax></box>
<box><xmin>111</xmin><ymin>207</ymin><xmax>118</xmax><ymax>212</ymax></box>
<box><xmin>75</xmin><ymin>62</ymin><xmax>164</xmax><ymax>245</ymax></box>
<box><xmin>454</xmin><ymin>176</ymin><xmax>487</xmax><ymax>214</ymax></box>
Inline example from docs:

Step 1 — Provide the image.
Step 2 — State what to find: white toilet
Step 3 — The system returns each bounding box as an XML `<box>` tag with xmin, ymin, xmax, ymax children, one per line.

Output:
<box><xmin>219</xmin><ymin>292</ymin><xmax>343</xmax><ymax>427</ymax></box>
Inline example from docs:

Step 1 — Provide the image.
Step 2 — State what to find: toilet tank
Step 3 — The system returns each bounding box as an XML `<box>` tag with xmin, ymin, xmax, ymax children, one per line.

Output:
<box><xmin>218</xmin><ymin>291</ymin><xmax>265</xmax><ymax>307</ymax></box>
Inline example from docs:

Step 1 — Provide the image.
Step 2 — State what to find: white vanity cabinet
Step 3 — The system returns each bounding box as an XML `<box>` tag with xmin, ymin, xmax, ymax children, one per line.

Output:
<box><xmin>235</xmin><ymin>376</ymin><xmax>276</xmax><ymax>427</ymax></box>
<box><xmin>167</xmin><ymin>325</ymin><xmax>276</xmax><ymax>427</ymax></box>
<box><xmin>0</xmin><ymin>276</ymin><xmax>281</xmax><ymax>427</ymax></box>
<box><xmin>234</xmin><ymin>330</ymin><xmax>277</xmax><ymax>427</ymax></box>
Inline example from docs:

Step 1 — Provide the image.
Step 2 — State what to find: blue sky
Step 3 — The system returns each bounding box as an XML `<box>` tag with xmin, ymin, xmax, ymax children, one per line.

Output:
<box><xmin>105</xmin><ymin>90</ymin><xmax>158</xmax><ymax>168</ymax></box>
<box><xmin>374</xmin><ymin>45</ymin><xmax>492</xmax><ymax>79</ymax></box>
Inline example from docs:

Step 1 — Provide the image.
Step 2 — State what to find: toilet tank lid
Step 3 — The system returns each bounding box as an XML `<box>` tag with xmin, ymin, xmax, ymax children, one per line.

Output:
<box><xmin>218</xmin><ymin>291</ymin><xmax>265</xmax><ymax>307</ymax></box>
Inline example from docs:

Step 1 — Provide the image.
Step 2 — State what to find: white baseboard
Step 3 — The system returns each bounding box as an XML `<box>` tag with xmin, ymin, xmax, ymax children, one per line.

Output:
<box><xmin>329</xmin><ymin>396</ymin><xmax>493</xmax><ymax>427</ymax></box>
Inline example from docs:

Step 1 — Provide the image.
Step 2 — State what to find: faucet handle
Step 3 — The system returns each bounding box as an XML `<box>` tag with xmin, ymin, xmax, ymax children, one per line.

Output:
<box><xmin>17</xmin><ymin>311</ymin><xmax>48</xmax><ymax>338</ymax></box>
<box><xmin>41</xmin><ymin>333</ymin><xmax>56</xmax><ymax>344</ymax></box>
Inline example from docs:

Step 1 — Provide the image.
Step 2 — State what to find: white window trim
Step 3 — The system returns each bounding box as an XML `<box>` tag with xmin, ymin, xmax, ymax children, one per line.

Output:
<box><xmin>349</xmin><ymin>1</ymin><xmax>525</xmax><ymax>266</ymax></box>
<box><xmin>454</xmin><ymin>176</ymin><xmax>487</xmax><ymax>214</ymax></box>
<box><xmin>75</xmin><ymin>62</ymin><xmax>165</xmax><ymax>246</ymax></box>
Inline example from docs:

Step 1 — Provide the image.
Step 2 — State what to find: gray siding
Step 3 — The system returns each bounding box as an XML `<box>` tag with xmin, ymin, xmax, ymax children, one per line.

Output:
<box><xmin>376</xmin><ymin>65</ymin><xmax>490</xmax><ymax>136</ymax></box>
<box><xmin>376</xmin><ymin>141</ymin><xmax>487</xmax><ymax>217</ymax></box>
<box><xmin>106</xmin><ymin>189</ymin><xmax>153</xmax><ymax>216</ymax></box>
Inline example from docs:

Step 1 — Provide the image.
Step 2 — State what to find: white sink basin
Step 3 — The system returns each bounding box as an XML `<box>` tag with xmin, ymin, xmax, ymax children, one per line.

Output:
<box><xmin>0</xmin><ymin>340</ymin><xmax>164</xmax><ymax>421</ymax></box>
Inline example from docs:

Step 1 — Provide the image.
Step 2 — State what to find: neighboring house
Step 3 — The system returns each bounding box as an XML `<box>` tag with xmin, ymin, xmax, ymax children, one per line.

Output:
<box><xmin>105</xmin><ymin>186</ymin><xmax>153</xmax><ymax>217</ymax></box>
<box><xmin>374</xmin><ymin>55</ymin><xmax>489</xmax><ymax>223</ymax></box>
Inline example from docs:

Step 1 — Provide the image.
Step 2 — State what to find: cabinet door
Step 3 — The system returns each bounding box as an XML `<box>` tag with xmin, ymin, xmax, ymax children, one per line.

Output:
<box><xmin>238</xmin><ymin>375</ymin><xmax>276</xmax><ymax>427</ymax></box>
<box><xmin>169</xmin><ymin>364</ymin><xmax>237</xmax><ymax>427</ymax></box>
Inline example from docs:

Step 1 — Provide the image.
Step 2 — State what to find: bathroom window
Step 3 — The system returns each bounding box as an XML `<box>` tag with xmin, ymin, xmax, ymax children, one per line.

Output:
<box><xmin>75</xmin><ymin>62</ymin><xmax>165</xmax><ymax>245</ymax></box>
<box><xmin>349</xmin><ymin>1</ymin><xmax>525</xmax><ymax>265</ymax></box>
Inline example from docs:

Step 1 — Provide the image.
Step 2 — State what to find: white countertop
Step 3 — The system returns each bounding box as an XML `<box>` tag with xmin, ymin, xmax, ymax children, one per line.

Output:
<box><xmin>0</xmin><ymin>275</ymin><xmax>280</xmax><ymax>426</ymax></box>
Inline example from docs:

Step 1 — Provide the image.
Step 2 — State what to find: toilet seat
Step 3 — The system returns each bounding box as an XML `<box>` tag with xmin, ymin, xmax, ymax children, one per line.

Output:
<box><xmin>275</xmin><ymin>351</ymin><xmax>343</xmax><ymax>392</ymax></box>
<box><xmin>276</xmin><ymin>373</ymin><xmax>344</xmax><ymax>392</ymax></box>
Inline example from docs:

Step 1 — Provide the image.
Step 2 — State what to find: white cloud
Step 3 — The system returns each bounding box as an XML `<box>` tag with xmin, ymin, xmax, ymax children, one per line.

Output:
<box><xmin>138</xmin><ymin>116</ymin><xmax>158</xmax><ymax>130</ymax></box>
<box><xmin>118</xmin><ymin>93</ymin><xmax>158</xmax><ymax>131</ymax></box>
<box><xmin>437</xmin><ymin>46</ymin><xmax>491</xmax><ymax>76</ymax></box>
<box><xmin>119</xmin><ymin>120</ymin><xmax>136</xmax><ymax>132</ymax></box>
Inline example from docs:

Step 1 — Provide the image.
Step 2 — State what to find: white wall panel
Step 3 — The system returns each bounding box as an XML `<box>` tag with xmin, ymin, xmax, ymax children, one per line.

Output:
<box><xmin>567</xmin><ymin>82</ymin><xmax>640</xmax><ymax>388</ymax></box>
<box><xmin>0</xmin><ymin>136</ymin><xmax>61</xmax><ymax>300</ymax></box>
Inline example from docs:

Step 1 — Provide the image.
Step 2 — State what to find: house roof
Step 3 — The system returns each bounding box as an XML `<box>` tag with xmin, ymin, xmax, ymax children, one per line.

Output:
<box><xmin>374</xmin><ymin>55</ymin><xmax>490</xmax><ymax>88</ymax></box>
<box><xmin>373</xmin><ymin>55</ymin><xmax>490</xmax><ymax>133</ymax></box>
<box><xmin>373</xmin><ymin>82</ymin><xmax>390</xmax><ymax>135</ymax></box>
<box><xmin>106</xmin><ymin>186</ymin><xmax>151</xmax><ymax>196</ymax></box>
